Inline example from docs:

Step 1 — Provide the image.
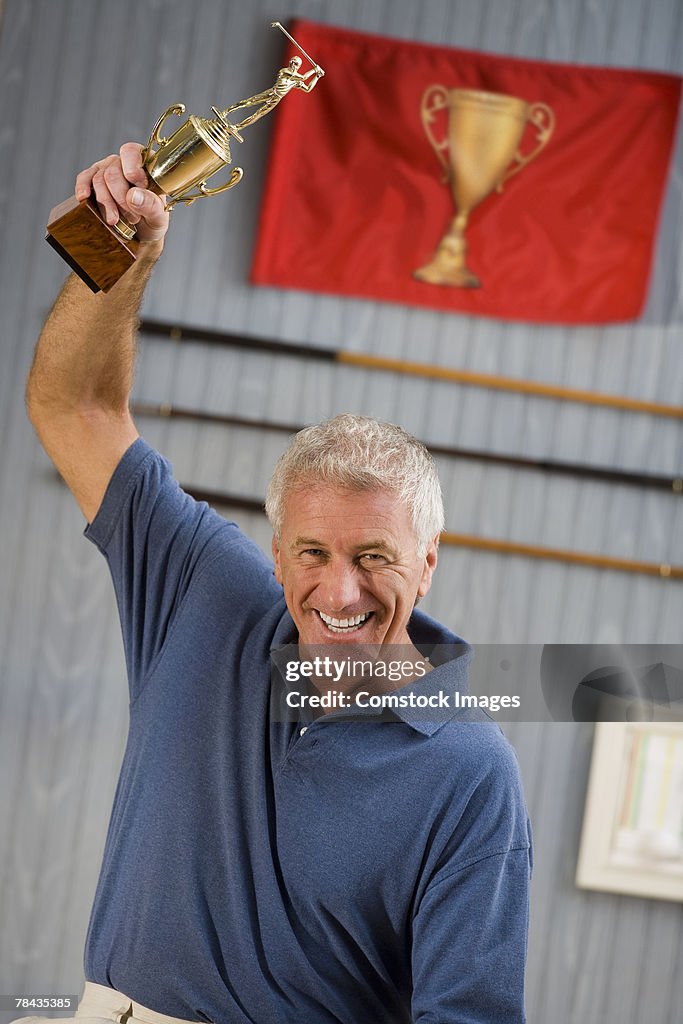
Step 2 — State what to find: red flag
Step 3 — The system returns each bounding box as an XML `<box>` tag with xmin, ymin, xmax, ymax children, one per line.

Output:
<box><xmin>251</xmin><ymin>21</ymin><xmax>681</xmax><ymax>324</ymax></box>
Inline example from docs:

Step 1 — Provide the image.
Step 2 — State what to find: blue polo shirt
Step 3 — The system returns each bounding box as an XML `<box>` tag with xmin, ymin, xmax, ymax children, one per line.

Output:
<box><xmin>84</xmin><ymin>438</ymin><xmax>531</xmax><ymax>1024</ymax></box>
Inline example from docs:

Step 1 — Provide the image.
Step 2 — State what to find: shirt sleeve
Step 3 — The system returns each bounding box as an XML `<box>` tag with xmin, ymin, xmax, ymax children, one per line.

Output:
<box><xmin>410</xmin><ymin>735</ymin><xmax>532</xmax><ymax>1023</ymax></box>
<box><xmin>84</xmin><ymin>437</ymin><xmax>277</xmax><ymax>700</ymax></box>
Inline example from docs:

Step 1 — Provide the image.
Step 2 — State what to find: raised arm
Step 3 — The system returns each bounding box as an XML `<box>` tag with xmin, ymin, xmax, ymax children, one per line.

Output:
<box><xmin>27</xmin><ymin>143</ymin><xmax>170</xmax><ymax>523</ymax></box>
<box><xmin>300</xmin><ymin>66</ymin><xmax>324</xmax><ymax>91</ymax></box>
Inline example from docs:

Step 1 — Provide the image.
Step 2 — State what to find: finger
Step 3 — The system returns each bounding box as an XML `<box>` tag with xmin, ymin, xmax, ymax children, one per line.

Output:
<box><xmin>103</xmin><ymin>161</ymin><xmax>142</xmax><ymax>223</ymax></box>
<box><xmin>91</xmin><ymin>166</ymin><xmax>121</xmax><ymax>226</ymax></box>
<box><xmin>75</xmin><ymin>163</ymin><xmax>98</xmax><ymax>201</ymax></box>
<box><xmin>126</xmin><ymin>187</ymin><xmax>169</xmax><ymax>242</ymax></box>
<box><xmin>120</xmin><ymin>143</ymin><xmax>149</xmax><ymax>188</ymax></box>
<box><xmin>75</xmin><ymin>158</ymin><xmax>113</xmax><ymax>201</ymax></box>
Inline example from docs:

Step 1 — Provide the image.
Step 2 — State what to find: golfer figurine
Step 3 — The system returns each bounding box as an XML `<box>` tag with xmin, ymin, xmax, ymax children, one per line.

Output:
<box><xmin>224</xmin><ymin>52</ymin><xmax>324</xmax><ymax>131</ymax></box>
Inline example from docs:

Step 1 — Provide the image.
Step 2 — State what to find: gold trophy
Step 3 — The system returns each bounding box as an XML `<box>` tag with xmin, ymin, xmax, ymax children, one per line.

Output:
<box><xmin>45</xmin><ymin>22</ymin><xmax>324</xmax><ymax>293</ymax></box>
<box><xmin>414</xmin><ymin>86</ymin><xmax>554</xmax><ymax>288</ymax></box>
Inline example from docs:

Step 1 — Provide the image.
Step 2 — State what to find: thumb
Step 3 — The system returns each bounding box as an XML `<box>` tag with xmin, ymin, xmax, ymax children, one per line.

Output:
<box><xmin>127</xmin><ymin>187</ymin><xmax>170</xmax><ymax>242</ymax></box>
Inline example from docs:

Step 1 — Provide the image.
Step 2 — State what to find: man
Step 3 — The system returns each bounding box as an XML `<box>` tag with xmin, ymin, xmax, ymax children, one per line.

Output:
<box><xmin>20</xmin><ymin>144</ymin><xmax>531</xmax><ymax>1024</ymax></box>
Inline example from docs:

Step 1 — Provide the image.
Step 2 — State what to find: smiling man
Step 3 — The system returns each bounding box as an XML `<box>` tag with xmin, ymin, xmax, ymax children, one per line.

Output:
<box><xmin>21</xmin><ymin>144</ymin><xmax>532</xmax><ymax>1024</ymax></box>
<box><xmin>274</xmin><ymin>483</ymin><xmax>433</xmax><ymax>647</ymax></box>
<box><xmin>268</xmin><ymin>429</ymin><xmax>440</xmax><ymax>652</ymax></box>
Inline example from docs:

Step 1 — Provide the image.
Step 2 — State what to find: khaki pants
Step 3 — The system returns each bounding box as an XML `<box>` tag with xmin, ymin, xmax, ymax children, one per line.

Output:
<box><xmin>10</xmin><ymin>982</ymin><xmax>201</xmax><ymax>1024</ymax></box>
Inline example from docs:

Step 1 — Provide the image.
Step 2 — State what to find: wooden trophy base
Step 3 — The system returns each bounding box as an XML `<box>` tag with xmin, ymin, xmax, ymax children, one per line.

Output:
<box><xmin>46</xmin><ymin>195</ymin><xmax>140</xmax><ymax>293</ymax></box>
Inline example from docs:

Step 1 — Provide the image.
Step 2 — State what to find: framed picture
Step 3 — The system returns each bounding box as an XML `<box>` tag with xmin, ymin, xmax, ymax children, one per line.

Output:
<box><xmin>576</xmin><ymin>720</ymin><xmax>683</xmax><ymax>902</ymax></box>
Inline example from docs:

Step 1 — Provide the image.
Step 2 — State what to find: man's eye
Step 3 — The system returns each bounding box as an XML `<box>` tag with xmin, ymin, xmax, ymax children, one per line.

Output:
<box><xmin>361</xmin><ymin>553</ymin><xmax>386</xmax><ymax>563</ymax></box>
<box><xmin>302</xmin><ymin>549</ymin><xmax>324</xmax><ymax>557</ymax></box>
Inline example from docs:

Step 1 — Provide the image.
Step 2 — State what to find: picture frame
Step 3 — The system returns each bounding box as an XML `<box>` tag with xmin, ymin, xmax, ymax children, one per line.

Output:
<box><xmin>576</xmin><ymin>720</ymin><xmax>683</xmax><ymax>902</ymax></box>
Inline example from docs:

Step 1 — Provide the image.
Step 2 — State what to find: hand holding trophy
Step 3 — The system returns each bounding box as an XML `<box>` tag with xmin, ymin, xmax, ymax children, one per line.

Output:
<box><xmin>74</xmin><ymin>144</ymin><xmax>171</xmax><ymax>244</ymax></box>
<box><xmin>45</xmin><ymin>22</ymin><xmax>324</xmax><ymax>293</ymax></box>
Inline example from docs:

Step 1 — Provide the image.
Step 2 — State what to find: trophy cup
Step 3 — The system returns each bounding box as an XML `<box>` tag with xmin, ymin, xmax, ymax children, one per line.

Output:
<box><xmin>45</xmin><ymin>22</ymin><xmax>324</xmax><ymax>293</ymax></box>
<box><xmin>414</xmin><ymin>86</ymin><xmax>555</xmax><ymax>288</ymax></box>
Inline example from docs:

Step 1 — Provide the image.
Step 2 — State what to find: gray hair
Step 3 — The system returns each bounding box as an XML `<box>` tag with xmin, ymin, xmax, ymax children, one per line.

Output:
<box><xmin>265</xmin><ymin>414</ymin><xmax>445</xmax><ymax>556</ymax></box>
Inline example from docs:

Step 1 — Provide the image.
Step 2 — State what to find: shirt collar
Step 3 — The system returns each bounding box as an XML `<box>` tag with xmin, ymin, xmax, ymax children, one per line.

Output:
<box><xmin>270</xmin><ymin>605</ymin><xmax>473</xmax><ymax>737</ymax></box>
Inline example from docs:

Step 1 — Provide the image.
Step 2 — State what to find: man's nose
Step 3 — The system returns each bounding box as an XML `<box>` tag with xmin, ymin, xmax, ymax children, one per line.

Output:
<box><xmin>319</xmin><ymin>562</ymin><xmax>362</xmax><ymax>612</ymax></box>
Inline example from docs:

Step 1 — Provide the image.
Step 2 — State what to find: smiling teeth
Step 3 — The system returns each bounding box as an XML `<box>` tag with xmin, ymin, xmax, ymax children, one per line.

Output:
<box><xmin>319</xmin><ymin>611</ymin><xmax>371</xmax><ymax>632</ymax></box>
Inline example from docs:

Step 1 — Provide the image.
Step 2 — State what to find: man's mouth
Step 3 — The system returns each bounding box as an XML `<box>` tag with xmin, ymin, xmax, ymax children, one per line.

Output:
<box><xmin>317</xmin><ymin>610</ymin><xmax>373</xmax><ymax>634</ymax></box>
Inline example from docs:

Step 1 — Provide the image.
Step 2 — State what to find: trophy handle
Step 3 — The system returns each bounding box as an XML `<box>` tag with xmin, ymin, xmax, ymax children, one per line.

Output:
<box><xmin>497</xmin><ymin>102</ymin><xmax>555</xmax><ymax>191</ymax></box>
<box><xmin>166</xmin><ymin>166</ymin><xmax>244</xmax><ymax>210</ymax></box>
<box><xmin>142</xmin><ymin>104</ymin><xmax>187</xmax><ymax>161</ymax></box>
<box><xmin>420</xmin><ymin>85</ymin><xmax>451</xmax><ymax>183</ymax></box>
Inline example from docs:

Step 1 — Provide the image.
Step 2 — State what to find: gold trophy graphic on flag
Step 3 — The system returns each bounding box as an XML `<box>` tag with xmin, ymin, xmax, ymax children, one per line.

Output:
<box><xmin>414</xmin><ymin>86</ymin><xmax>555</xmax><ymax>288</ymax></box>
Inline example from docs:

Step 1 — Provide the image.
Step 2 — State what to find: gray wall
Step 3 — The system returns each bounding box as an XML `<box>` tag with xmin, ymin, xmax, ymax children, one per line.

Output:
<box><xmin>1</xmin><ymin>1</ymin><xmax>682</xmax><ymax>1022</ymax></box>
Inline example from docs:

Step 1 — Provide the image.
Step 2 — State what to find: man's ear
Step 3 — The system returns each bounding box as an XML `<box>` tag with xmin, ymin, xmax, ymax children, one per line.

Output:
<box><xmin>272</xmin><ymin>534</ymin><xmax>283</xmax><ymax>584</ymax></box>
<box><xmin>417</xmin><ymin>535</ymin><xmax>439</xmax><ymax>599</ymax></box>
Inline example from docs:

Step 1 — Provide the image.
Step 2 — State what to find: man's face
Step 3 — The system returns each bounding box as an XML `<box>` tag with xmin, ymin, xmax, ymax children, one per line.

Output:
<box><xmin>272</xmin><ymin>482</ymin><xmax>438</xmax><ymax>647</ymax></box>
